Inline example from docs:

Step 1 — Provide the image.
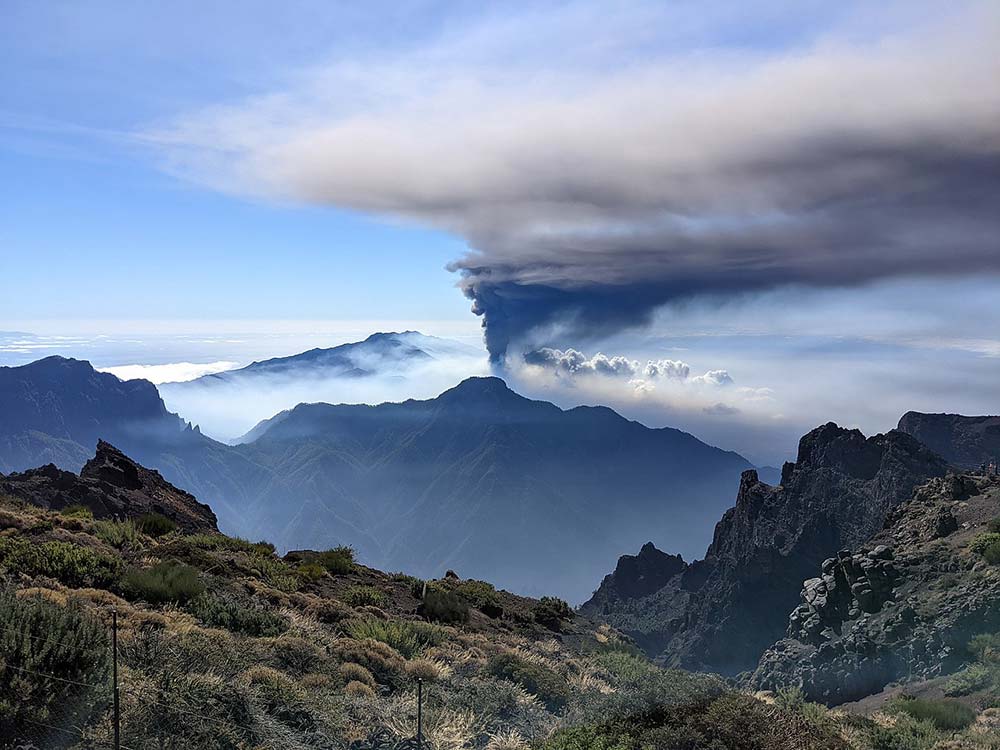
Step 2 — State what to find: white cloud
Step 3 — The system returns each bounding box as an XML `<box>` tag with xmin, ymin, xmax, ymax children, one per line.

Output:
<box><xmin>98</xmin><ymin>361</ymin><xmax>240</xmax><ymax>384</ymax></box>
<box><xmin>691</xmin><ymin>369</ymin><xmax>734</xmax><ymax>387</ymax></box>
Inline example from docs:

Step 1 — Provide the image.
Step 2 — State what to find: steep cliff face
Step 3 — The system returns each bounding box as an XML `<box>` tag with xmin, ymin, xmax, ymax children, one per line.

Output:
<box><xmin>753</xmin><ymin>474</ymin><xmax>1000</xmax><ymax>704</ymax></box>
<box><xmin>897</xmin><ymin>411</ymin><xmax>1000</xmax><ymax>470</ymax></box>
<box><xmin>0</xmin><ymin>441</ymin><xmax>219</xmax><ymax>533</ymax></box>
<box><xmin>582</xmin><ymin>423</ymin><xmax>949</xmax><ymax>676</ymax></box>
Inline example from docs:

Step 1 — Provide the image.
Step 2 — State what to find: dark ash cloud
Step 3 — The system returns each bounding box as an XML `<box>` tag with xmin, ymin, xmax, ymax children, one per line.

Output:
<box><xmin>152</xmin><ymin>3</ymin><xmax>1000</xmax><ymax>363</ymax></box>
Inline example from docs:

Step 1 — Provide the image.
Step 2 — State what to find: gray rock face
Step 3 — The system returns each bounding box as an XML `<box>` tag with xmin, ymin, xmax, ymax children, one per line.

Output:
<box><xmin>583</xmin><ymin>422</ymin><xmax>950</xmax><ymax>675</ymax></box>
<box><xmin>752</xmin><ymin>474</ymin><xmax>1000</xmax><ymax>705</ymax></box>
<box><xmin>897</xmin><ymin>411</ymin><xmax>1000</xmax><ymax>470</ymax></box>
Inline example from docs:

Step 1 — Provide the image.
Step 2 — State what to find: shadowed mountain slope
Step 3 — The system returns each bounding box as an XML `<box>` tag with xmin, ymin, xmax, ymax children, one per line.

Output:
<box><xmin>232</xmin><ymin>376</ymin><xmax>753</xmax><ymax>601</ymax></box>
<box><xmin>0</xmin><ymin>358</ymin><xmax>752</xmax><ymax>601</ymax></box>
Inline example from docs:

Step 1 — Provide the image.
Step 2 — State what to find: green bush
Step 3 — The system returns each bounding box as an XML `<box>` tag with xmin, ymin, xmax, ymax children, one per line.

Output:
<box><xmin>316</xmin><ymin>546</ymin><xmax>355</xmax><ymax>574</ymax></box>
<box><xmin>943</xmin><ymin>663</ymin><xmax>993</xmax><ymax>696</ymax></box>
<box><xmin>454</xmin><ymin>579</ymin><xmax>503</xmax><ymax>617</ymax></box>
<box><xmin>0</xmin><ymin>536</ymin><xmax>122</xmax><ymax>588</ymax></box>
<box><xmin>136</xmin><ymin>512</ymin><xmax>177</xmax><ymax>538</ymax></box>
<box><xmin>487</xmin><ymin>653</ymin><xmax>570</xmax><ymax>710</ymax></box>
<box><xmin>970</xmin><ymin>532</ymin><xmax>1000</xmax><ymax>555</ymax></box>
<box><xmin>187</xmin><ymin>591</ymin><xmax>287</xmax><ymax>636</ymax></box>
<box><xmin>533</xmin><ymin>596</ymin><xmax>574</xmax><ymax>629</ymax></box>
<box><xmin>988</xmin><ymin>517</ymin><xmax>1000</xmax><ymax>533</ymax></box>
<box><xmin>185</xmin><ymin>533</ymin><xmax>273</xmax><ymax>554</ymax></box>
<box><xmin>296</xmin><ymin>562</ymin><xmax>326</xmax><ymax>583</ymax></box>
<box><xmin>420</xmin><ymin>585</ymin><xmax>469</xmax><ymax>623</ymax></box>
<box><xmin>970</xmin><ymin>632</ymin><xmax>1000</xmax><ymax>662</ymax></box>
<box><xmin>0</xmin><ymin>588</ymin><xmax>109</xmax><ymax>735</ymax></box>
<box><xmin>343</xmin><ymin>585</ymin><xmax>387</xmax><ymax>608</ymax></box>
<box><xmin>94</xmin><ymin>518</ymin><xmax>141</xmax><ymax>549</ymax></box>
<box><xmin>891</xmin><ymin>697</ymin><xmax>977</xmax><ymax>730</ymax></box>
<box><xmin>59</xmin><ymin>504</ymin><xmax>93</xmax><ymax>519</ymax></box>
<box><xmin>124</xmin><ymin>561</ymin><xmax>205</xmax><ymax>605</ymax></box>
<box><xmin>345</xmin><ymin>618</ymin><xmax>445</xmax><ymax>659</ymax></box>
<box><xmin>984</xmin><ymin>541</ymin><xmax>1000</xmax><ymax>565</ymax></box>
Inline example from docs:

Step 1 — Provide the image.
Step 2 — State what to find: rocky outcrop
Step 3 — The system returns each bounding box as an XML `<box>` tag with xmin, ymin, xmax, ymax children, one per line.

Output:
<box><xmin>752</xmin><ymin>474</ymin><xmax>1000</xmax><ymax>704</ymax></box>
<box><xmin>582</xmin><ymin>422</ymin><xmax>949</xmax><ymax>676</ymax></box>
<box><xmin>897</xmin><ymin>411</ymin><xmax>1000</xmax><ymax>470</ymax></box>
<box><xmin>0</xmin><ymin>440</ymin><xmax>218</xmax><ymax>533</ymax></box>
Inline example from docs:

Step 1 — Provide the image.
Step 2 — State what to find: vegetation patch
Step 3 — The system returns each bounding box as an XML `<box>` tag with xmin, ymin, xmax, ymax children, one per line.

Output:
<box><xmin>187</xmin><ymin>591</ymin><xmax>287</xmax><ymax>637</ymax></box>
<box><xmin>890</xmin><ymin>697</ymin><xmax>977</xmax><ymax>731</ymax></box>
<box><xmin>343</xmin><ymin>585</ymin><xmax>387</xmax><ymax>608</ymax></box>
<box><xmin>0</xmin><ymin>588</ymin><xmax>109</xmax><ymax>735</ymax></box>
<box><xmin>345</xmin><ymin>618</ymin><xmax>446</xmax><ymax>659</ymax></box>
<box><xmin>420</xmin><ymin>585</ymin><xmax>470</xmax><ymax>623</ymax></box>
<box><xmin>533</xmin><ymin>596</ymin><xmax>574</xmax><ymax>629</ymax></box>
<box><xmin>136</xmin><ymin>512</ymin><xmax>177</xmax><ymax>538</ymax></box>
<box><xmin>0</xmin><ymin>535</ymin><xmax>122</xmax><ymax>588</ymax></box>
<box><xmin>123</xmin><ymin>561</ymin><xmax>205</xmax><ymax>605</ymax></box>
<box><xmin>316</xmin><ymin>546</ymin><xmax>355</xmax><ymax>574</ymax></box>
<box><xmin>487</xmin><ymin>653</ymin><xmax>570</xmax><ymax>711</ymax></box>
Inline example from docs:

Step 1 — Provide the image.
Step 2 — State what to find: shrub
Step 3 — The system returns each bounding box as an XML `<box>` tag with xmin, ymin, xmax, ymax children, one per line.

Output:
<box><xmin>187</xmin><ymin>591</ymin><xmax>287</xmax><ymax>636</ymax></box>
<box><xmin>970</xmin><ymin>632</ymin><xmax>1000</xmax><ymax>662</ymax></box>
<box><xmin>487</xmin><ymin>653</ymin><xmax>570</xmax><ymax>711</ymax></box>
<box><xmin>533</xmin><ymin>596</ymin><xmax>574</xmax><ymax>629</ymax></box>
<box><xmin>984</xmin><ymin>541</ymin><xmax>1000</xmax><ymax>565</ymax></box>
<box><xmin>316</xmin><ymin>546</ymin><xmax>355</xmax><ymax>574</ymax></box>
<box><xmin>0</xmin><ymin>536</ymin><xmax>122</xmax><ymax>588</ymax></box>
<box><xmin>339</xmin><ymin>662</ymin><xmax>377</xmax><ymax>688</ymax></box>
<box><xmin>296</xmin><ymin>562</ymin><xmax>326</xmax><ymax>583</ymax></box>
<box><xmin>988</xmin><ymin>517</ymin><xmax>1000</xmax><ymax>533</ymax></box>
<box><xmin>891</xmin><ymin>697</ymin><xmax>977</xmax><ymax>730</ymax></box>
<box><xmin>943</xmin><ymin>663</ymin><xmax>993</xmax><ymax>696</ymax></box>
<box><xmin>421</xmin><ymin>586</ymin><xmax>469</xmax><ymax>623</ymax></box>
<box><xmin>136</xmin><ymin>512</ymin><xmax>177</xmax><ymax>538</ymax></box>
<box><xmin>0</xmin><ymin>588</ymin><xmax>109</xmax><ymax>734</ymax></box>
<box><xmin>345</xmin><ymin>618</ymin><xmax>445</xmax><ymax>659</ymax></box>
<box><xmin>970</xmin><ymin>533</ymin><xmax>1000</xmax><ymax>555</ymax></box>
<box><xmin>94</xmin><ymin>518</ymin><xmax>141</xmax><ymax>549</ymax></box>
<box><xmin>344</xmin><ymin>585</ymin><xmax>386</xmax><ymax>608</ymax></box>
<box><xmin>344</xmin><ymin>680</ymin><xmax>377</xmax><ymax>699</ymax></box>
<box><xmin>331</xmin><ymin>639</ymin><xmax>405</xmax><ymax>684</ymax></box>
<box><xmin>404</xmin><ymin>658</ymin><xmax>447</xmax><ymax>681</ymax></box>
<box><xmin>305</xmin><ymin>598</ymin><xmax>353</xmax><ymax>624</ymax></box>
<box><xmin>455</xmin><ymin>579</ymin><xmax>504</xmax><ymax>617</ymax></box>
<box><xmin>243</xmin><ymin>665</ymin><xmax>315</xmax><ymax>731</ymax></box>
<box><xmin>60</xmin><ymin>504</ymin><xmax>93</xmax><ymax>519</ymax></box>
<box><xmin>123</xmin><ymin>561</ymin><xmax>205</xmax><ymax>605</ymax></box>
<box><xmin>272</xmin><ymin>636</ymin><xmax>324</xmax><ymax>676</ymax></box>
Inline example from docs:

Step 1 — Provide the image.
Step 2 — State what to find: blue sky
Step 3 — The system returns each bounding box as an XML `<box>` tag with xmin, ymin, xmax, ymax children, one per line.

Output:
<box><xmin>1</xmin><ymin>1</ymin><xmax>998</xmax><ymax>465</ymax></box>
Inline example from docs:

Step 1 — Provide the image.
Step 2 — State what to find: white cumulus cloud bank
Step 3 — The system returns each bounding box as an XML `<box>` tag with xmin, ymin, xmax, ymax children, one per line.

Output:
<box><xmin>523</xmin><ymin>347</ymin><xmax>732</xmax><ymax>388</ymax></box>
<box><xmin>98</xmin><ymin>361</ymin><xmax>239</xmax><ymax>384</ymax></box>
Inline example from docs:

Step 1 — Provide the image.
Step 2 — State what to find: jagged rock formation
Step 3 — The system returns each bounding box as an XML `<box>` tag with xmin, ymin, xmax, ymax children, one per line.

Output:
<box><xmin>897</xmin><ymin>411</ymin><xmax>1000</xmax><ymax>470</ymax></box>
<box><xmin>752</xmin><ymin>474</ymin><xmax>1000</xmax><ymax>704</ymax></box>
<box><xmin>0</xmin><ymin>441</ymin><xmax>218</xmax><ymax>533</ymax></box>
<box><xmin>582</xmin><ymin>422</ymin><xmax>949</xmax><ymax>675</ymax></box>
<box><xmin>580</xmin><ymin>543</ymin><xmax>688</xmax><ymax>654</ymax></box>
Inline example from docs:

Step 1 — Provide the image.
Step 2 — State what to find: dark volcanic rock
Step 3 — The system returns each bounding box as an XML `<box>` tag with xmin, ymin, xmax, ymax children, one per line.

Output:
<box><xmin>583</xmin><ymin>422</ymin><xmax>950</xmax><ymax>676</ymax></box>
<box><xmin>752</xmin><ymin>474</ymin><xmax>1000</xmax><ymax>704</ymax></box>
<box><xmin>0</xmin><ymin>441</ymin><xmax>218</xmax><ymax>533</ymax></box>
<box><xmin>897</xmin><ymin>411</ymin><xmax>1000</xmax><ymax>470</ymax></box>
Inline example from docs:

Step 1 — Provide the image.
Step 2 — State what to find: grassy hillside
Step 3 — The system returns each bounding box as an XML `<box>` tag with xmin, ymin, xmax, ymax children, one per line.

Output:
<box><xmin>1</xmin><ymin>492</ymin><xmax>997</xmax><ymax>749</ymax></box>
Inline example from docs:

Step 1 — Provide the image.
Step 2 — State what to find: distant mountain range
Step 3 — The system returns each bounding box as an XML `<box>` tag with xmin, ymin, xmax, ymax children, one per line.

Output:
<box><xmin>169</xmin><ymin>331</ymin><xmax>481</xmax><ymax>386</ymax></box>
<box><xmin>0</xmin><ymin>351</ymin><xmax>754</xmax><ymax>601</ymax></box>
<box><xmin>158</xmin><ymin>331</ymin><xmax>487</xmax><ymax>440</ymax></box>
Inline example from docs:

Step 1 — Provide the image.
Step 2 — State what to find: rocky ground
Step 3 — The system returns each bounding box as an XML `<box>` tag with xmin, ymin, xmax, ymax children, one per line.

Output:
<box><xmin>752</xmin><ymin>473</ymin><xmax>1000</xmax><ymax>704</ymax></box>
